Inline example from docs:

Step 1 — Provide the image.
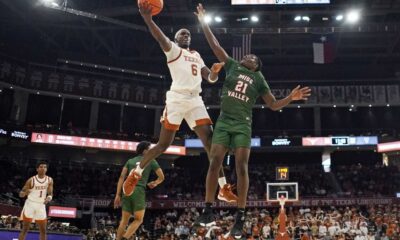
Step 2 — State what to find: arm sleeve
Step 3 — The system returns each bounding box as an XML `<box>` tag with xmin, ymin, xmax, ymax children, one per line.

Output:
<box><xmin>164</xmin><ymin>41</ymin><xmax>182</xmax><ymax>62</ymax></box>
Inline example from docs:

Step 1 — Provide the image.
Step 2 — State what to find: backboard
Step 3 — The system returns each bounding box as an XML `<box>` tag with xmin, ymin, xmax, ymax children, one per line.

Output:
<box><xmin>266</xmin><ymin>182</ymin><xmax>298</xmax><ymax>202</ymax></box>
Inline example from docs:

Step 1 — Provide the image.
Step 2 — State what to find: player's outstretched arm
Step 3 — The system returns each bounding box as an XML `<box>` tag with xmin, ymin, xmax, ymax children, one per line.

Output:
<box><xmin>147</xmin><ymin>168</ymin><xmax>164</xmax><ymax>189</ymax></box>
<box><xmin>139</xmin><ymin>1</ymin><xmax>172</xmax><ymax>52</ymax></box>
<box><xmin>195</xmin><ymin>4</ymin><xmax>229</xmax><ymax>63</ymax></box>
<box><xmin>19</xmin><ymin>178</ymin><xmax>32</xmax><ymax>198</ymax></box>
<box><xmin>262</xmin><ymin>85</ymin><xmax>311</xmax><ymax>111</ymax></box>
<box><xmin>201</xmin><ymin>62</ymin><xmax>225</xmax><ymax>84</ymax></box>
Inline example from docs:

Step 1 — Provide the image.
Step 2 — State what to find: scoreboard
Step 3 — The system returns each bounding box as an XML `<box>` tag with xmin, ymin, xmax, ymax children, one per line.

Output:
<box><xmin>276</xmin><ymin>166</ymin><xmax>289</xmax><ymax>181</ymax></box>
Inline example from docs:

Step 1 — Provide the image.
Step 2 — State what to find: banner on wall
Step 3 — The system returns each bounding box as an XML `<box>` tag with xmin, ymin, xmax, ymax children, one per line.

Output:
<box><xmin>31</xmin><ymin>133</ymin><xmax>186</xmax><ymax>155</ymax></box>
<box><xmin>81</xmin><ymin>197</ymin><xmax>397</xmax><ymax>208</ymax></box>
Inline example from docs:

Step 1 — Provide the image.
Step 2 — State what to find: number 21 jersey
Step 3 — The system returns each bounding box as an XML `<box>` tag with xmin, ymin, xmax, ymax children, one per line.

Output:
<box><xmin>220</xmin><ymin>57</ymin><xmax>270</xmax><ymax>123</ymax></box>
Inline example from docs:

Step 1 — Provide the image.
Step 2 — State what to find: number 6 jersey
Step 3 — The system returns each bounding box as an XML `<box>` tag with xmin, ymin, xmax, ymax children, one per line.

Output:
<box><xmin>164</xmin><ymin>41</ymin><xmax>206</xmax><ymax>94</ymax></box>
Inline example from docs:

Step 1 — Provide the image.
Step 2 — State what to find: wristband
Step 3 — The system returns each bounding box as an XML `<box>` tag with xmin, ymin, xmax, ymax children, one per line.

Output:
<box><xmin>208</xmin><ymin>74</ymin><xmax>218</xmax><ymax>83</ymax></box>
<box><xmin>46</xmin><ymin>195</ymin><xmax>53</xmax><ymax>201</ymax></box>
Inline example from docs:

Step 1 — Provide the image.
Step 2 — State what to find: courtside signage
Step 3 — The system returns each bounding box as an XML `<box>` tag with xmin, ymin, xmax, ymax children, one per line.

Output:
<box><xmin>185</xmin><ymin>138</ymin><xmax>260</xmax><ymax>148</ymax></box>
<box><xmin>48</xmin><ymin>206</ymin><xmax>77</xmax><ymax>218</ymax></box>
<box><xmin>377</xmin><ymin>141</ymin><xmax>400</xmax><ymax>153</ymax></box>
<box><xmin>302</xmin><ymin>136</ymin><xmax>378</xmax><ymax>146</ymax></box>
<box><xmin>31</xmin><ymin>133</ymin><xmax>186</xmax><ymax>155</ymax></box>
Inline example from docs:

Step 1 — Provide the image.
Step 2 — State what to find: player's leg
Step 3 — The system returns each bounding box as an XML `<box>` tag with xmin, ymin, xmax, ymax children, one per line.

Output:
<box><xmin>18</xmin><ymin>221</ymin><xmax>31</xmax><ymax>240</ymax></box>
<box><xmin>122</xmin><ymin>187</ymin><xmax>146</xmax><ymax>239</ymax></box>
<box><xmin>194</xmin><ymin>143</ymin><xmax>228</xmax><ymax>227</ymax></box>
<box><xmin>188</xmin><ymin>106</ymin><xmax>237</xmax><ymax>203</ymax></box>
<box><xmin>36</xmin><ymin>220</ymin><xmax>47</xmax><ymax>240</ymax></box>
<box><xmin>229</xmin><ymin>128</ymin><xmax>252</xmax><ymax>239</ymax></box>
<box><xmin>122</xmin><ymin>210</ymin><xmax>145</xmax><ymax>239</ymax></box>
<box><xmin>116</xmin><ymin>211</ymin><xmax>131</xmax><ymax>240</ymax></box>
<box><xmin>19</xmin><ymin>202</ymin><xmax>33</xmax><ymax>240</ymax></box>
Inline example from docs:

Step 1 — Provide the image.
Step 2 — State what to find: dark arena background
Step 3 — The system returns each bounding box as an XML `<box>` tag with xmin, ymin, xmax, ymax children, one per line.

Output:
<box><xmin>1</xmin><ymin>0</ymin><xmax>400</xmax><ymax>239</ymax></box>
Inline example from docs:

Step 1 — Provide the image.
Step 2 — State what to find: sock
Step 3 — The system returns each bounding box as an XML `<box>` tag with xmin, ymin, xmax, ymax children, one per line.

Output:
<box><xmin>218</xmin><ymin>177</ymin><xmax>227</xmax><ymax>188</ymax></box>
<box><xmin>135</xmin><ymin>165</ymin><xmax>144</xmax><ymax>175</ymax></box>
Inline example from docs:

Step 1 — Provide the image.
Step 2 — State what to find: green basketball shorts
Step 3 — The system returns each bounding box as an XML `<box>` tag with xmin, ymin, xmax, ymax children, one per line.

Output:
<box><xmin>122</xmin><ymin>186</ymin><xmax>146</xmax><ymax>213</ymax></box>
<box><xmin>212</xmin><ymin>116</ymin><xmax>252</xmax><ymax>149</ymax></box>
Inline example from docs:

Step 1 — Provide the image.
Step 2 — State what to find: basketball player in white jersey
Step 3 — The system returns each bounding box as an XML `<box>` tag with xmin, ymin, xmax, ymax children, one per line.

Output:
<box><xmin>123</xmin><ymin>1</ymin><xmax>237</xmax><ymax>203</ymax></box>
<box><xmin>18</xmin><ymin>161</ymin><xmax>53</xmax><ymax>240</ymax></box>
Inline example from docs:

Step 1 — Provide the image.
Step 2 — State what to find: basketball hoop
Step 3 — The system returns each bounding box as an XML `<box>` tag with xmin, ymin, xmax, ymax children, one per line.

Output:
<box><xmin>278</xmin><ymin>195</ymin><xmax>286</xmax><ymax>209</ymax></box>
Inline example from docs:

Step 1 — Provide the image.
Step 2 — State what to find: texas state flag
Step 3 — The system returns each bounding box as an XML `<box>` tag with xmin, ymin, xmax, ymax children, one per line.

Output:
<box><xmin>313</xmin><ymin>34</ymin><xmax>335</xmax><ymax>64</ymax></box>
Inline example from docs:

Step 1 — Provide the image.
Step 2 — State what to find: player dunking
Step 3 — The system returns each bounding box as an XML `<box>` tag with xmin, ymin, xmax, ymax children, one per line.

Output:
<box><xmin>18</xmin><ymin>161</ymin><xmax>53</xmax><ymax>240</ymax></box>
<box><xmin>123</xmin><ymin>1</ymin><xmax>237</xmax><ymax>203</ymax></box>
<box><xmin>193</xmin><ymin>4</ymin><xmax>311</xmax><ymax>239</ymax></box>
<box><xmin>114</xmin><ymin>141</ymin><xmax>165</xmax><ymax>240</ymax></box>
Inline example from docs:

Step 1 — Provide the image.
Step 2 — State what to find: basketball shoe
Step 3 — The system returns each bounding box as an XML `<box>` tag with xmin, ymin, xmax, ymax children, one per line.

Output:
<box><xmin>229</xmin><ymin>211</ymin><xmax>245</xmax><ymax>239</ymax></box>
<box><xmin>123</xmin><ymin>170</ymin><xmax>141</xmax><ymax>196</ymax></box>
<box><xmin>217</xmin><ymin>184</ymin><xmax>238</xmax><ymax>203</ymax></box>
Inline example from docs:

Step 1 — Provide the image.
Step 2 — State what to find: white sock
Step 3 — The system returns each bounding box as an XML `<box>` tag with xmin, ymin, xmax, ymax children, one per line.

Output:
<box><xmin>218</xmin><ymin>177</ymin><xmax>227</xmax><ymax>188</ymax></box>
<box><xmin>135</xmin><ymin>165</ymin><xmax>144</xmax><ymax>175</ymax></box>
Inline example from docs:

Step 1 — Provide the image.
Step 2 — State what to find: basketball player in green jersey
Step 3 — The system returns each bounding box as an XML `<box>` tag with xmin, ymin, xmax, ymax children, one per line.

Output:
<box><xmin>114</xmin><ymin>141</ymin><xmax>164</xmax><ymax>240</ymax></box>
<box><xmin>194</xmin><ymin>4</ymin><xmax>311</xmax><ymax>239</ymax></box>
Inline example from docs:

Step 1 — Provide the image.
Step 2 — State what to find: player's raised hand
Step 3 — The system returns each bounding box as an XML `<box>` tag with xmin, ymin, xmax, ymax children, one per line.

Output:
<box><xmin>290</xmin><ymin>85</ymin><xmax>312</xmax><ymax>101</ymax></box>
<box><xmin>147</xmin><ymin>181</ymin><xmax>158</xmax><ymax>189</ymax></box>
<box><xmin>194</xmin><ymin>3</ymin><xmax>206</xmax><ymax>22</ymax></box>
<box><xmin>211</xmin><ymin>62</ymin><xmax>225</xmax><ymax>73</ymax></box>
<box><xmin>138</xmin><ymin>0</ymin><xmax>153</xmax><ymax>22</ymax></box>
<box><xmin>113</xmin><ymin>195</ymin><xmax>121</xmax><ymax>209</ymax></box>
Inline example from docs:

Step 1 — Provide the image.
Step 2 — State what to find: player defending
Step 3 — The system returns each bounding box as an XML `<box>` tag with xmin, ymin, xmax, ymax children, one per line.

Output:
<box><xmin>194</xmin><ymin>4</ymin><xmax>311</xmax><ymax>239</ymax></box>
<box><xmin>123</xmin><ymin>1</ymin><xmax>237</xmax><ymax>203</ymax></box>
<box><xmin>18</xmin><ymin>161</ymin><xmax>54</xmax><ymax>240</ymax></box>
<box><xmin>114</xmin><ymin>141</ymin><xmax>165</xmax><ymax>240</ymax></box>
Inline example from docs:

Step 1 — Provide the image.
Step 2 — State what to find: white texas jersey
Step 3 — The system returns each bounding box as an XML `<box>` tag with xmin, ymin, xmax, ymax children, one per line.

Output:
<box><xmin>164</xmin><ymin>41</ymin><xmax>206</xmax><ymax>94</ymax></box>
<box><xmin>28</xmin><ymin>175</ymin><xmax>51</xmax><ymax>203</ymax></box>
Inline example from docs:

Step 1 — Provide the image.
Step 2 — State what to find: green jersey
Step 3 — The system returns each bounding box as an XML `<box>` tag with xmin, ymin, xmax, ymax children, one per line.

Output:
<box><xmin>124</xmin><ymin>156</ymin><xmax>160</xmax><ymax>188</ymax></box>
<box><xmin>220</xmin><ymin>57</ymin><xmax>270</xmax><ymax>123</ymax></box>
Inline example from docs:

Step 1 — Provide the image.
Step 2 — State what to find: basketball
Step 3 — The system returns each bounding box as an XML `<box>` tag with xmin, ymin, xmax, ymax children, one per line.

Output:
<box><xmin>138</xmin><ymin>0</ymin><xmax>163</xmax><ymax>16</ymax></box>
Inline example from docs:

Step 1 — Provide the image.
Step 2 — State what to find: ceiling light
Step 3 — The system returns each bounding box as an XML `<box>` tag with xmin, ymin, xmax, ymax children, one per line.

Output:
<box><xmin>336</xmin><ymin>15</ymin><xmax>344</xmax><ymax>21</ymax></box>
<box><xmin>251</xmin><ymin>16</ymin><xmax>259</xmax><ymax>22</ymax></box>
<box><xmin>294</xmin><ymin>16</ymin><xmax>301</xmax><ymax>21</ymax></box>
<box><xmin>214</xmin><ymin>16</ymin><xmax>222</xmax><ymax>23</ymax></box>
<box><xmin>204</xmin><ymin>15</ymin><xmax>212</xmax><ymax>23</ymax></box>
<box><xmin>346</xmin><ymin>10</ymin><xmax>360</xmax><ymax>23</ymax></box>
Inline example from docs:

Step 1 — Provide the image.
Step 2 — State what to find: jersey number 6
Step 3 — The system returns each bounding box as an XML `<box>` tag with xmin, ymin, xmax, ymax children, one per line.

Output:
<box><xmin>191</xmin><ymin>64</ymin><xmax>198</xmax><ymax>76</ymax></box>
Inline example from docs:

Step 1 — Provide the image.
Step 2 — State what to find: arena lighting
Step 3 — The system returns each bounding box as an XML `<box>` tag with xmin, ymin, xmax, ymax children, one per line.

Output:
<box><xmin>346</xmin><ymin>10</ymin><xmax>360</xmax><ymax>23</ymax></box>
<box><xmin>251</xmin><ymin>16</ymin><xmax>259</xmax><ymax>22</ymax></box>
<box><xmin>36</xmin><ymin>92</ymin><xmax>40</xmax><ymax>95</ymax></box>
<box><xmin>387</xmin><ymin>104</ymin><xmax>390</xmax><ymax>107</ymax></box>
<box><xmin>369</xmin><ymin>104</ymin><xmax>372</xmax><ymax>107</ymax></box>
<box><xmin>40</xmin><ymin>0</ymin><xmax>59</xmax><ymax>7</ymax></box>
<box><xmin>106</xmin><ymin>100</ymin><xmax>110</xmax><ymax>103</ymax></box>
<box><xmin>333</xmin><ymin>105</ymin><xmax>337</xmax><ymax>108</ymax></box>
<box><xmin>297</xmin><ymin>105</ymin><xmax>301</xmax><ymax>108</ymax></box>
<box><xmin>336</xmin><ymin>15</ymin><xmax>344</xmax><ymax>21</ymax></box>
<box><xmin>302</xmin><ymin>16</ymin><xmax>310</xmax><ymax>22</ymax></box>
<box><xmin>204</xmin><ymin>15</ymin><xmax>212</xmax><ymax>23</ymax></box>
<box><xmin>322</xmin><ymin>17</ymin><xmax>329</xmax><ymax>21</ymax></box>
<box><xmin>279</xmin><ymin>109</ymin><xmax>283</xmax><ymax>112</ymax></box>
<box><xmin>294</xmin><ymin>16</ymin><xmax>302</xmax><ymax>21</ymax></box>
<box><xmin>214</xmin><ymin>16</ymin><xmax>222</xmax><ymax>23</ymax></box>
<box><xmin>351</xmin><ymin>104</ymin><xmax>354</xmax><ymax>108</ymax></box>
